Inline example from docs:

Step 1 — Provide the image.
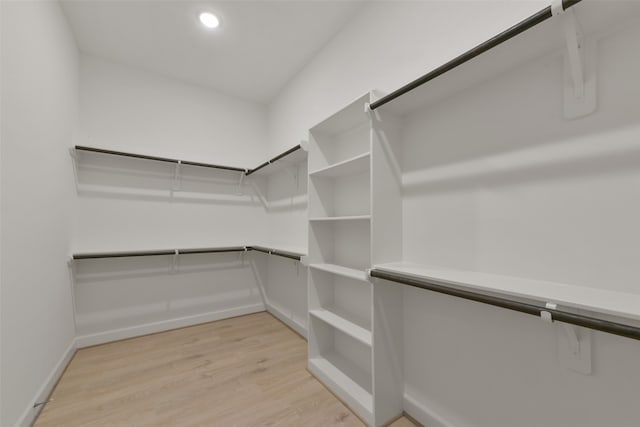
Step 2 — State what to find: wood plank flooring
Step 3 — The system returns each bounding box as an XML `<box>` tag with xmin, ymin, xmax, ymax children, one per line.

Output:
<box><xmin>35</xmin><ymin>312</ymin><xmax>417</xmax><ymax>427</ymax></box>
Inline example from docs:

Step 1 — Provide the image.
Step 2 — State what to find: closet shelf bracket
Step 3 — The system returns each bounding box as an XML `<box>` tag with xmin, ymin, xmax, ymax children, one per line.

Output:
<box><xmin>237</xmin><ymin>170</ymin><xmax>247</xmax><ymax>195</ymax></box>
<box><xmin>171</xmin><ymin>249</ymin><xmax>179</xmax><ymax>273</ymax></box>
<box><xmin>543</xmin><ymin>301</ymin><xmax>592</xmax><ymax>374</ymax></box>
<box><xmin>552</xmin><ymin>0</ymin><xmax>596</xmax><ymax>119</ymax></box>
<box><xmin>172</xmin><ymin>160</ymin><xmax>182</xmax><ymax>191</ymax></box>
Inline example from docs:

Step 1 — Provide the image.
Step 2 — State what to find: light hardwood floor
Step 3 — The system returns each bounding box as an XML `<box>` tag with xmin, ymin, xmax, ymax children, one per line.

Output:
<box><xmin>35</xmin><ymin>312</ymin><xmax>417</xmax><ymax>427</ymax></box>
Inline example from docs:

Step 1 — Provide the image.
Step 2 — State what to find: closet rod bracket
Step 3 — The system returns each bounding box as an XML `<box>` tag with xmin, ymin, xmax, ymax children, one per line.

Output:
<box><xmin>552</xmin><ymin>0</ymin><xmax>596</xmax><ymax>118</ymax></box>
<box><xmin>543</xmin><ymin>300</ymin><xmax>592</xmax><ymax>374</ymax></box>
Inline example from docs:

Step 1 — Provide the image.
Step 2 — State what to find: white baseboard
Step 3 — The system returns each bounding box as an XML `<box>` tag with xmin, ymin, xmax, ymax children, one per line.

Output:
<box><xmin>266</xmin><ymin>302</ymin><xmax>307</xmax><ymax>339</ymax></box>
<box><xmin>15</xmin><ymin>339</ymin><xmax>77</xmax><ymax>427</ymax></box>
<box><xmin>75</xmin><ymin>303</ymin><xmax>265</xmax><ymax>348</ymax></box>
<box><xmin>403</xmin><ymin>392</ymin><xmax>458</xmax><ymax>427</ymax></box>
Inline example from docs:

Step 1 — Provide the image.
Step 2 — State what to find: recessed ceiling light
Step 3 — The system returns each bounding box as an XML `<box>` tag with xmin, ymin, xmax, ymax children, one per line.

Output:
<box><xmin>199</xmin><ymin>12</ymin><xmax>219</xmax><ymax>29</ymax></box>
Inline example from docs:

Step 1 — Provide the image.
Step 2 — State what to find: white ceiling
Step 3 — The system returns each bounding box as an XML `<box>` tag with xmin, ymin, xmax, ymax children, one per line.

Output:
<box><xmin>60</xmin><ymin>0</ymin><xmax>366</xmax><ymax>103</ymax></box>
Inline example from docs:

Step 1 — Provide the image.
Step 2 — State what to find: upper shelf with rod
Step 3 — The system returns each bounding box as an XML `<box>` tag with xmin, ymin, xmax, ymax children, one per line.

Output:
<box><xmin>72</xmin><ymin>245</ymin><xmax>305</xmax><ymax>262</ymax></box>
<box><xmin>74</xmin><ymin>143</ymin><xmax>307</xmax><ymax>177</ymax></box>
<box><xmin>370</xmin><ymin>263</ymin><xmax>640</xmax><ymax>342</ymax></box>
<box><xmin>369</xmin><ymin>0</ymin><xmax>640</xmax><ymax>116</ymax></box>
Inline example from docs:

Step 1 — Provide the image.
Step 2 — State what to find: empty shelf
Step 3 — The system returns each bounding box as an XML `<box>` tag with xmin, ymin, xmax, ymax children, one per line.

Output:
<box><xmin>309</xmin><ymin>264</ymin><xmax>369</xmax><ymax>282</ymax></box>
<box><xmin>309</xmin><ymin>215</ymin><xmax>371</xmax><ymax>222</ymax></box>
<box><xmin>309</xmin><ymin>153</ymin><xmax>370</xmax><ymax>178</ymax></box>
<box><xmin>309</xmin><ymin>309</ymin><xmax>372</xmax><ymax>346</ymax></box>
<box><xmin>374</xmin><ymin>262</ymin><xmax>640</xmax><ymax>322</ymax></box>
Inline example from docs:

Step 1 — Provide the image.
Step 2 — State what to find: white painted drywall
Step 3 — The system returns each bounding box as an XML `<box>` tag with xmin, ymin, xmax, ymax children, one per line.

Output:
<box><xmin>72</xmin><ymin>54</ymin><xmax>270</xmax><ymax>344</ymax></box>
<box><xmin>257</xmin><ymin>160</ymin><xmax>309</xmax><ymax>336</ymax></box>
<box><xmin>1</xmin><ymin>1</ymin><xmax>78</xmax><ymax>426</ymax></box>
<box><xmin>267</xmin><ymin>0</ymin><xmax>547</xmax><ymax>156</ymax></box>
<box><xmin>74</xmin><ymin>54</ymin><xmax>269</xmax><ymax>251</ymax></box>
<box><xmin>267</xmin><ymin>1</ymin><xmax>640</xmax><ymax>426</ymax></box>
<box><xmin>400</xmin><ymin>17</ymin><xmax>640</xmax><ymax>427</ymax></box>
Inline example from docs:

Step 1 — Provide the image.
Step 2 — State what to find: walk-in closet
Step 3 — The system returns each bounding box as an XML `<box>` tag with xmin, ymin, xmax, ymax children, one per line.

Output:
<box><xmin>2</xmin><ymin>1</ymin><xmax>639</xmax><ymax>426</ymax></box>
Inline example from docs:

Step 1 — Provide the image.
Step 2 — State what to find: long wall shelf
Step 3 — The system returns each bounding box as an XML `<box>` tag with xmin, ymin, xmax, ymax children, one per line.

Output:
<box><xmin>75</xmin><ymin>143</ymin><xmax>307</xmax><ymax>177</ymax></box>
<box><xmin>309</xmin><ymin>215</ymin><xmax>371</xmax><ymax>222</ymax></box>
<box><xmin>369</xmin><ymin>1</ymin><xmax>640</xmax><ymax>115</ymax></box>
<box><xmin>73</xmin><ymin>245</ymin><xmax>306</xmax><ymax>261</ymax></box>
<box><xmin>372</xmin><ymin>262</ymin><xmax>640</xmax><ymax>341</ymax></box>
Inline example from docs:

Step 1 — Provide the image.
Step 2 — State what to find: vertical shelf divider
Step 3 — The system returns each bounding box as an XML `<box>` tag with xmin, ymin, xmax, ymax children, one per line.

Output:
<box><xmin>370</xmin><ymin>95</ymin><xmax>405</xmax><ymax>426</ymax></box>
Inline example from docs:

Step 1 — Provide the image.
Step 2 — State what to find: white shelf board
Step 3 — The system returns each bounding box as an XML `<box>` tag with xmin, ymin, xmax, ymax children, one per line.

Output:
<box><xmin>375</xmin><ymin>262</ymin><xmax>640</xmax><ymax>322</ymax></box>
<box><xmin>376</xmin><ymin>2</ymin><xmax>640</xmax><ymax>117</ymax></box>
<box><xmin>308</xmin><ymin>355</ymin><xmax>373</xmax><ymax>424</ymax></box>
<box><xmin>309</xmin><ymin>309</ymin><xmax>372</xmax><ymax>346</ymax></box>
<box><xmin>309</xmin><ymin>215</ymin><xmax>371</xmax><ymax>222</ymax></box>
<box><xmin>309</xmin><ymin>263</ymin><xmax>369</xmax><ymax>283</ymax></box>
<box><xmin>309</xmin><ymin>152</ymin><xmax>370</xmax><ymax>178</ymax></box>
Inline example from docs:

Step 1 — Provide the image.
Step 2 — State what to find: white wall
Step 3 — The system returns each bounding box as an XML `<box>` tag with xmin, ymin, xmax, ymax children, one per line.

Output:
<box><xmin>267</xmin><ymin>0</ymin><xmax>546</xmax><ymax>156</ymax></box>
<box><xmin>1</xmin><ymin>1</ymin><xmax>78</xmax><ymax>426</ymax></box>
<box><xmin>75</xmin><ymin>54</ymin><xmax>269</xmax><ymax>251</ymax></box>
<box><xmin>267</xmin><ymin>1</ymin><xmax>640</xmax><ymax>426</ymax></box>
<box><xmin>72</xmin><ymin>55</ymin><xmax>270</xmax><ymax>345</ymax></box>
<box><xmin>400</xmin><ymin>17</ymin><xmax>640</xmax><ymax>427</ymax></box>
<box><xmin>260</xmin><ymin>161</ymin><xmax>309</xmax><ymax>336</ymax></box>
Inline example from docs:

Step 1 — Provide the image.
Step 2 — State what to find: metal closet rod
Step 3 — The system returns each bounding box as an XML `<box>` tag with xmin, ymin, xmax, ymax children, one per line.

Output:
<box><xmin>72</xmin><ymin>246</ymin><xmax>302</xmax><ymax>261</ymax></box>
<box><xmin>246</xmin><ymin>144</ymin><xmax>302</xmax><ymax>176</ymax></box>
<box><xmin>370</xmin><ymin>269</ymin><xmax>640</xmax><ymax>341</ymax></box>
<box><xmin>369</xmin><ymin>0</ymin><xmax>583</xmax><ymax>111</ymax></box>
<box><xmin>247</xmin><ymin>245</ymin><xmax>302</xmax><ymax>261</ymax></box>
<box><xmin>75</xmin><ymin>144</ymin><xmax>303</xmax><ymax>175</ymax></box>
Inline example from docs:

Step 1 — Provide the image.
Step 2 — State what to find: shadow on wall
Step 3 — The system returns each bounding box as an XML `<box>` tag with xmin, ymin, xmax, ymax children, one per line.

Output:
<box><xmin>71</xmin><ymin>149</ymin><xmax>261</xmax><ymax>206</ymax></box>
<box><xmin>72</xmin><ymin>252</ymin><xmax>263</xmax><ymax>334</ymax></box>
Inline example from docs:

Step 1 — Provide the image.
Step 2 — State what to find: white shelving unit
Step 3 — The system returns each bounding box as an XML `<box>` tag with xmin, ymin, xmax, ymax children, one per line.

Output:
<box><xmin>307</xmin><ymin>93</ymin><xmax>375</xmax><ymax>426</ymax></box>
<box><xmin>306</xmin><ymin>92</ymin><xmax>404</xmax><ymax>427</ymax></box>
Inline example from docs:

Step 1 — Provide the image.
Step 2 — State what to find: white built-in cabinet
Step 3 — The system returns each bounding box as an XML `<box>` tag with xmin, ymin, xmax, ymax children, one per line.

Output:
<box><xmin>306</xmin><ymin>93</ymin><xmax>404</xmax><ymax>426</ymax></box>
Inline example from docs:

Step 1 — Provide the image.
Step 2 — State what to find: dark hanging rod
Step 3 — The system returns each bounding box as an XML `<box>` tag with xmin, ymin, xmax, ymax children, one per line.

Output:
<box><xmin>246</xmin><ymin>144</ymin><xmax>302</xmax><ymax>176</ymax></box>
<box><xmin>75</xmin><ymin>145</ymin><xmax>247</xmax><ymax>172</ymax></box>
<box><xmin>73</xmin><ymin>246</ymin><xmax>302</xmax><ymax>261</ymax></box>
<box><xmin>247</xmin><ymin>245</ymin><xmax>302</xmax><ymax>261</ymax></box>
<box><xmin>369</xmin><ymin>0</ymin><xmax>583</xmax><ymax>111</ymax></box>
<box><xmin>75</xmin><ymin>144</ymin><xmax>304</xmax><ymax>176</ymax></box>
<box><xmin>370</xmin><ymin>269</ymin><xmax>640</xmax><ymax>341</ymax></box>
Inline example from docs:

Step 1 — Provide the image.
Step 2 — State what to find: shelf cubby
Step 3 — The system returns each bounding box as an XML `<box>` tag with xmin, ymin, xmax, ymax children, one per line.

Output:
<box><xmin>308</xmin><ymin>93</ymin><xmax>371</xmax><ymax>172</ymax></box>
<box><xmin>308</xmin><ymin>316</ymin><xmax>373</xmax><ymax>424</ymax></box>
<box><xmin>309</xmin><ymin>267</ymin><xmax>372</xmax><ymax>335</ymax></box>
<box><xmin>309</xmin><ymin>220</ymin><xmax>370</xmax><ymax>272</ymax></box>
<box><xmin>309</xmin><ymin>171</ymin><xmax>370</xmax><ymax>218</ymax></box>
